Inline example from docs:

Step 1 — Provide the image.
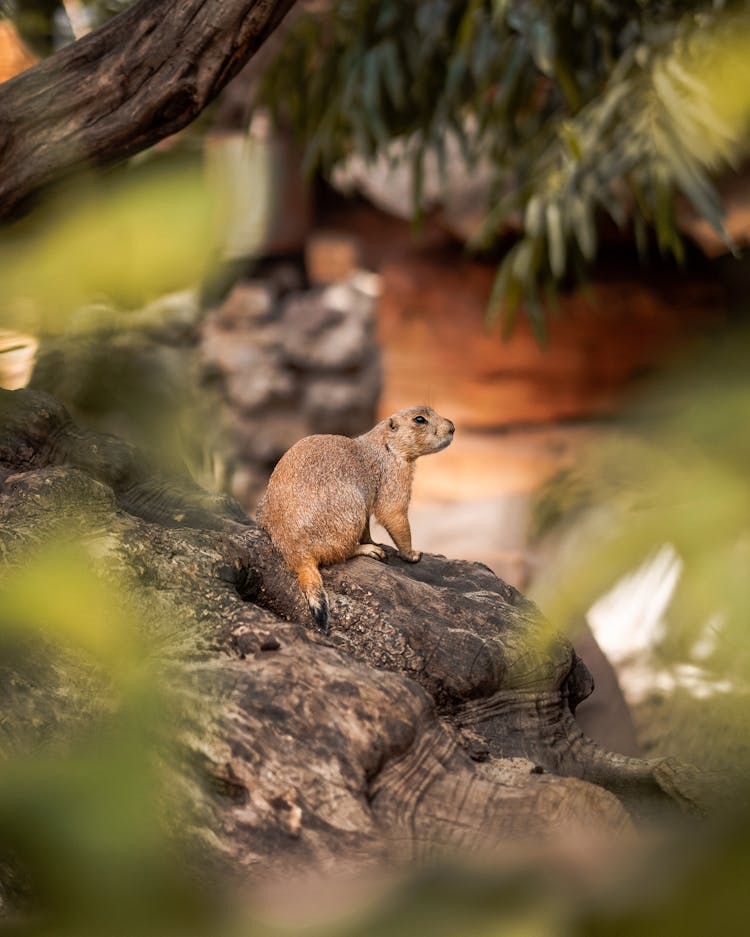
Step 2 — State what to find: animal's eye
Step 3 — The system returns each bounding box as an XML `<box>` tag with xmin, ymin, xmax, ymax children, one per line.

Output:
<box><xmin>413</xmin><ymin>415</ymin><xmax>428</xmax><ymax>425</ymax></box>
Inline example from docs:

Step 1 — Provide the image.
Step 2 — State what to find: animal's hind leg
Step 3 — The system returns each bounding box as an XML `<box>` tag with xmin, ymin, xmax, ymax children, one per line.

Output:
<box><xmin>296</xmin><ymin>561</ymin><xmax>329</xmax><ymax>634</ymax></box>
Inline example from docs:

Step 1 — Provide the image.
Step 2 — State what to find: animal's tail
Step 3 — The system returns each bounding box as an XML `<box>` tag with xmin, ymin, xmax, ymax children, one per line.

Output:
<box><xmin>295</xmin><ymin>561</ymin><xmax>329</xmax><ymax>634</ymax></box>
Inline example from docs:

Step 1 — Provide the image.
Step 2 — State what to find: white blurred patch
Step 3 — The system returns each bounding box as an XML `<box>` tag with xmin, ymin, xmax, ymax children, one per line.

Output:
<box><xmin>587</xmin><ymin>544</ymin><xmax>681</xmax><ymax>664</ymax></box>
<box><xmin>586</xmin><ymin>545</ymin><xmax>737</xmax><ymax>702</ymax></box>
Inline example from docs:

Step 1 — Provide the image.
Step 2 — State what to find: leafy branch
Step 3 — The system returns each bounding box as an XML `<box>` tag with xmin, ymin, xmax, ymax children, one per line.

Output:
<box><xmin>261</xmin><ymin>0</ymin><xmax>750</xmax><ymax>335</ymax></box>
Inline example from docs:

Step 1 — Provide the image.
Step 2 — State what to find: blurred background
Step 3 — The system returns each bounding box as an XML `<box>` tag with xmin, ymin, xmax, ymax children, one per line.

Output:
<box><xmin>2</xmin><ymin>1</ymin><xmax>750</xmax><ymax>934</ymax></box>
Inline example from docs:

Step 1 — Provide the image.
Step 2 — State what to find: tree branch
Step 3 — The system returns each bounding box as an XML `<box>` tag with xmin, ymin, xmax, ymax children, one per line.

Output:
<box><xmin>0</xmin><ymin>0</ymin><xmax>296</xmax><ymax>219</ymax></box>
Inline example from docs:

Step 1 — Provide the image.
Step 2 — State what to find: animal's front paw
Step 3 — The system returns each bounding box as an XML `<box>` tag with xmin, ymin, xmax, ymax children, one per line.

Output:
<box><xmin>399</xmin><ymin>549</ymin><xmax>421</xmax><ymax>563</ymax></box>
<box><xmin>355</xmin><ymin>543</ymin><xmax>387</xmax><ymax>562</ymax></box>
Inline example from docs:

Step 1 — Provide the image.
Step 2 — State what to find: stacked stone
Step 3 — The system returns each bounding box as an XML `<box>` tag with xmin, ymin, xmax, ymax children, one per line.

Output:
<box><xmin>200</xmin><ymin>271</ymin><xmax>382</xmax><ymax>511</ymax></box>
<box><xmin>27</xmin><ymin>269</ymin><xmax>381</xmax><ymax>514</ymax></box>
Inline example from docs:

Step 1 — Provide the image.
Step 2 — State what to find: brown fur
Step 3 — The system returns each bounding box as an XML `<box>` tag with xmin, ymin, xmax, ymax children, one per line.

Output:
<box><xmin>256</xmin><ymin>406</ymin><xmax>455</xmax><ymax>632</ymax></box>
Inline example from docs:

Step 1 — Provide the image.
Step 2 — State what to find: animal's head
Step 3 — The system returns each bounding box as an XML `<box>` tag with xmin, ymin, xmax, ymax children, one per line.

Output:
<box><xmin>387</xmin><ymin>406</ymin><xmax>455</xmax><ymax>460</ymax></box>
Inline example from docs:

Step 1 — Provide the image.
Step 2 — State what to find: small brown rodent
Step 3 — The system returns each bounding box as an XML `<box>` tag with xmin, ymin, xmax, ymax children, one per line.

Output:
<box><xmin>256</xmin><ymin>406</ymin><xmax>455</xmax><ymax>633</ymax></box>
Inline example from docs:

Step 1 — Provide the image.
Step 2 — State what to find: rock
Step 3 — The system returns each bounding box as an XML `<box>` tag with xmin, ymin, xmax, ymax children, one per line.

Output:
<box><xmin>305</xmin><ymin>230</ymin><xmax>361</xmax><ymax>285</ymax></box>
<box><xmin>225</xmin><ymin>355</ymin><xmax>295</xmax><ymax>413</ymax></box>
<box><xmin>330</xmin><ymin>136</ymin><xmax>499</xmax><ymax>243</ymax></box>
<box><xmin>279</xmin><ymin>275</ymin><xmax>380</xmax><ymax>372</ymax></box>
<box><xmin>228</xmin><ymin>464</ymin><xmax>267</xmax><ymax>508</ymax></box>
<box><xmin>200</xmin><ymin>322</ymin><xmax>266</xmax><ymax>376</ymax></box>
<box><xmin>200</xmin><ymin>269</ymin><xmax>382</xmax><ymax>510</ymax></box>
<box><xmin>251</xmin><ymin>258</ymin><xmax>307</xmax><ymax>298</ymax></box>
<box><xmin>228</xmin><ymin>408</ymin><xmax>311</xmax><ymax>465</ymax></box>
<box><xmin>132</xmin><ymin>289</ymin><xmax>201</xmax><ymax>344</ymax></box>
<box><xmin>212</xmin><ymin>281</ymin><xmax>275</xmax><ymax>328</ymax></box>
<box><xmin>23</xmin><ymin>265</ymin><xmax>382</xmax><ymax>519</ymax></box>
<box><xmin>302</xmin><ymin>358</ymin><xmax>381</xmax><ymax>436</ymax></box>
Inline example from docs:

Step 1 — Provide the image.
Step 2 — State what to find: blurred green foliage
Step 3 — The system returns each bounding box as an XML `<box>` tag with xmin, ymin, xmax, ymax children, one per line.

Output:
<box><xmin>0</xmin><ymin>542</ymin><xmax>221</xmax><ymax>935</ymax></box>
<box><xmin>0</xmin><ymin>9</ymin><xmax>241</xmax><ymax>921</ymax></box>
<box><xmin>246</xmin><ymin>838</ymin><xmax>750</xmax><ymax>937</ymax></box>
<box><xmin>533</xmin><ymin>330</ymin><xmax>750</xmax><ymax>682</ymax></box>
<box><xmin>0</xmin><ymin>154</ymin><xmax>221</xmax><ymax>332</ymax></box>
<box><xmin>262</xmin><ymin>0</ymin><xmax>750</xmax><ymax>335</ymax></box>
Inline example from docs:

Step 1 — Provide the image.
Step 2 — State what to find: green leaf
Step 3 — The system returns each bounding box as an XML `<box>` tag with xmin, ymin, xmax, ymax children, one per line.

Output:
<box><xmin>511</xmin><ymin>238</ymin><xmax>536</xmax><ymax>281</ymax></box>
<box><xmin>662</xmin><ymin>132</ymin><xmax>735</xmax><ymax>253</ymax></box>
<box><xmin>379</xmin><ymin>40</ymin><xmax>407</xmax><ymax>110</ymax></box>
<box><xmin>524</xmin><ymin>195</ymin><xmax>545</xmax><ymax>238</ymax></box>
<box><xmin>529</xmin><ymin>20</ymin><xmax>556</xmax><ymax>77</ymax></box>
<box><xmin>486</xmin><ymin>258</ymin><xmax>510</xmax><ymax>326</ymax></box>
<box><xmin>375</xmin><ymin>2</ymin><xmax>400</xmax><ymax>35</ymax></box>
<box><xmin>444</xmin><ymin>53</ymin><xmax>467</xmax><ymax>100</ymax></box>
<box><xmin>525</xmin><ymin>287</ymin><xmax>548</xmax><ymax>345</ymax></box>
<box><xmin>502</xmin><ymin>275</ymin><xmax>525</xmax><ymax>338</ymax></box>
<box><xmin>652</xmin><ymin>169</ymin><xmax>675</xmax><ymax>255</ymax></box>
<box><xmin>468</xmin><ymin>188</ymin><xmax>520</xmax><ymax>250</ymax></box>
<box><xmin>570</xmin><ymin>197</ymin><xmax>597</xmax><ymax>261</ymax></box>
<box><xmin>546</xmin><ymin>201</ymin><xmax>566</xmax><ymax>278</ymax></box>
<box><xmin>559</xmin><ymin>121</ymin><xmax>582</xmax><ymax>161</ymax></box>
<box><xmin>457</xmin><ymin>0</ymin><xmax>482</xmax><ymax>55</ymax></box>
<box><xmin>432</xmin><ymin>128</ymin><xmax>449</xmax><ymax>190</ymax></box>
<box><xmin>362</xmin><ymin>51</ymin><xmax>389</xmax><ymax>146</ymax></box>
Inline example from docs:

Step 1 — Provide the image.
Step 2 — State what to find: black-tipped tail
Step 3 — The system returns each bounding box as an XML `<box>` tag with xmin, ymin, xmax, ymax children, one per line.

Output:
<box><xmin>296</xmin><ymin>562</ymin><xmax>329</xmax><ymax>635</ymax></box>
<box><xmin>309</xmin><ymin>593</ymin><xmax>329</xmax><ymax>635</ymax></box>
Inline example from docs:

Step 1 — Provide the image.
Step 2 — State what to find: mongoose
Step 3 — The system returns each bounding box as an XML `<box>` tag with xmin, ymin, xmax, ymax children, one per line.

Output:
<box><xmin>256</xmin><ymin>406</ymin><xmax>455</xmax><ymax>634</ymax></box>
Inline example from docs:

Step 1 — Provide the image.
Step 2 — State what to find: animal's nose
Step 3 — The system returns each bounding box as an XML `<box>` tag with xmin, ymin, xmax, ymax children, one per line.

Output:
<box><xmin>447</xmin><ymin>420</ymin><xmax>455</xmax><ymax>434</ymax></box>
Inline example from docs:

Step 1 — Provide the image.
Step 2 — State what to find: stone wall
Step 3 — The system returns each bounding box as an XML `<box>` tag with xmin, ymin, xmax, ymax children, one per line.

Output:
<box><xmin>200</xmin><ymin>271</ymin><xmax>381</xmax><ymax>509</ymax></box>
<box><xmin>27</xmin><ymin>270</ymin><xmax>382</xmax><ymax>514</ymax></box>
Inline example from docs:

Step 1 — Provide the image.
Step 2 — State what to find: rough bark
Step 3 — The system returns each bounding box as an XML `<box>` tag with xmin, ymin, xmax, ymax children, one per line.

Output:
<box><xmin>0</xmin><ymin>388</ymin><xmax>705</xmax><ymax>881</ymax></box>
<box><xmin>0</xmin><ymin>0</ymin><xmax>296</xmax><ymax>219</ymax></box>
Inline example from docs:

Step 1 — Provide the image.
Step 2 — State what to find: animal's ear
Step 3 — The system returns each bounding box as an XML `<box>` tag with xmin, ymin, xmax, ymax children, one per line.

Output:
<box><xmin>389</xmin><ymin>417</ymin><xmax>397</xmax><ymax>431</ymax></box>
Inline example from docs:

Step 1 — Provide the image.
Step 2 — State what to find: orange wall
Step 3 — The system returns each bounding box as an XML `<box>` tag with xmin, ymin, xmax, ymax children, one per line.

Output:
<box><xmin>377</xmin><ymin>247</ymin><xmax>724</xmax><ymax>431</ymax></box>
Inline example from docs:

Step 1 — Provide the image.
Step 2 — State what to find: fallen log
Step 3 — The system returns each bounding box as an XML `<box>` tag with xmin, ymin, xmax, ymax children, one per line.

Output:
<box><xmin>0</xmin><ymin>387</ymin><xmax>702</xmax><ymax>883</ymax></box>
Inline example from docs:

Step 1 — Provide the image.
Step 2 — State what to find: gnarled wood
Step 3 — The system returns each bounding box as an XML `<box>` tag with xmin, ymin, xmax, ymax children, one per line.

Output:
<box><xmin>0</xmin><ymin>388</ymin><xmax>705</xmax><ymax>882</ymax></box>
<box><xmin>0</xmin><ymin>0</ymin><xmax>295</xmax><ymax>218</ymax></box>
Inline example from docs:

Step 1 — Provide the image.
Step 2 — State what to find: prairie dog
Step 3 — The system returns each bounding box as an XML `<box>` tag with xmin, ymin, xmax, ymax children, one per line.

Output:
<box><xmin>256</xmin><ymin>406</ymin><xmax>455</xmax><ymax>633</ymax></box>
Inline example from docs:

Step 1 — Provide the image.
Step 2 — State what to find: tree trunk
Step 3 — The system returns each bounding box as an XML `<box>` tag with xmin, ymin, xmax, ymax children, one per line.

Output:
<box><xmin>0</xmin><ymin>0</ymin><xmax>296</xmax><ymax>219</ymax></box>
<box><xmin>0</xmin><ymin>388</ymin><xmax>707</xmax><ymax>884</ymax></box>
